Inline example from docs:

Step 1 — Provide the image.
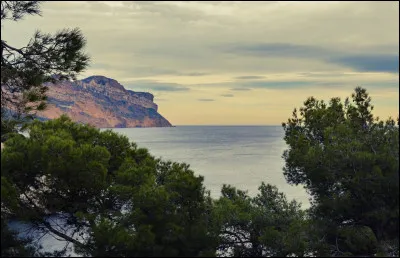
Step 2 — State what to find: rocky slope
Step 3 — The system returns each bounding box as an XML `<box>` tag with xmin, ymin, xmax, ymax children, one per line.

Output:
<box><xmin>37</xmin><ymin>76</ymin><xmax>172</xmax><ymax>128</ymax></box>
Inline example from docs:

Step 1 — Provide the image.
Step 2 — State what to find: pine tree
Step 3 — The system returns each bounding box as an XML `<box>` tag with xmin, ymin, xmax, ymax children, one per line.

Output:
<box><xmin>282</xmin><ymin>87</ymin><xmax>399</xmax><ymax>256</ymax></box>
<box><xmin>1</xmin><ymin>1</ymin><xmax>89</xmax><ymax>136</ymax></box>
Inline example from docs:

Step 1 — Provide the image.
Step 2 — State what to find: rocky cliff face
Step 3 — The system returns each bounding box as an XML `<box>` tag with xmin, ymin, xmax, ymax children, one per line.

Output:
<box><xmin>37</xmin><ymin>76</ymin><xmax>172</xmax><ymax>128</ymax></box>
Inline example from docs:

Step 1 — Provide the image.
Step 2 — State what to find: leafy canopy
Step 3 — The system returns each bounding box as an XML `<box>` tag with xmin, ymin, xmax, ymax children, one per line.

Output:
<box><xmin>212</xmin><ymin>183</ymin><xmax>309</xmax><ymax>257</ymax></box>
<box><xmin>1</xmin><ymin>115</ymin><xmax>216</xmax><ymax>257</ymax></box>
<box><xmin>282</xmin><ymin>87</ymin><xmax>399</xmax><ymax>256</ymax></box>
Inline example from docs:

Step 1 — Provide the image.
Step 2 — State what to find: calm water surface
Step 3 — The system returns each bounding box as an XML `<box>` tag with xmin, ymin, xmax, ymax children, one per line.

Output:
<box><xmin>111</xmin><ymin>126</ymin><xmax>310</xmax><ymax>208</ymax></box>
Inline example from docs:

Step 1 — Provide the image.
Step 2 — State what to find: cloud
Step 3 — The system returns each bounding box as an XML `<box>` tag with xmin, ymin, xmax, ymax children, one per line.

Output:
<box><xmin>123</xmin><ymin>80</ymin><xmax>190</xmax><ymax>92</ymax></box>
<box><xmin>235</xmin><ymin>76</ymin><xmax>265</xmax><ymax>80</ymax></box>
<box><xmin>354</xmin><ymin>81</ymin><xmax>399</xmax><ymax>89</ymax></box>
<box><xmin>197</xmin><ymin>98</ymin><xmax>215</xmax><ymax>101</ymax></box>
<box><xmin>144</xmin><ymin>85</ymin><xmax>190</xmax><ymax>92</ymax></box>
<box><xmin>179</xmin><ymin>72</ymin><xmax>209</xmax><ymax>76</ymax></box>
<box><xmin>9</xmin><ymin>1</ymin><xmax>395</xmax><ymax>80</ymax></box>
<box><xmin>220</xmin><ymin>93</ymin><xmax>234</xmax><ymax>97</ymax></box>
<box><xmin>226</xmin><ymin>43</ymin><xmax>399</xmax><ymax>73</ymax></box>
<box><xmin>223</xmin><ymin>81</ymin><xmax>316</xmax><ymax>91</ymax></box>
<box><xmin>226</xmin><ymin>43</ymin><xmax>330</xmax><ymax>59</ymax></box>
<box><xmin>230</xmin><ymin>88</ymin><xmax>252</xmax><ymax>91</ymax></box>
<box><xmin>89</xmin><ymin>63</ymin><xmax>114</xmax><ymax>69</ymax></box>
<box><xmin>242</xmin><ymin>80</ymin><xmax>314</xmax><ymax>89</ymax></box>
<box><xmin>330</xmin><ymin>55</ymin><xmax>399</xmax><ymax>73</ymax></box>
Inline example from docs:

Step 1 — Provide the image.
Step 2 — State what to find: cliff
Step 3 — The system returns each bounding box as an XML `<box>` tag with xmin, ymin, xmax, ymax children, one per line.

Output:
<box><xmin>36</xmin><ymin>76</ymin><xmax>172</xmax><ymax>128</ymax></box>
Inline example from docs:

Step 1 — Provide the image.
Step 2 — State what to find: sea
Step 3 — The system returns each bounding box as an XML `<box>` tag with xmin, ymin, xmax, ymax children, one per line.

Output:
<box><xmin>112</xmin><ymin>126</ymin><xmax>309</xmax><ymax>206</ymax></box>
<box><xmin>8</xmin><ymin>126</ymin><xmax>310</xmax><ymax>255</ymax></box>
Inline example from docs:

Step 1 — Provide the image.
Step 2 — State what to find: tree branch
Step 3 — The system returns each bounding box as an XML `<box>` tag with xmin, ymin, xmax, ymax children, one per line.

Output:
<box><xmin>21</xmin><ymin>192</ymin><xmax>90</xmax><ymax>252</ymax></box>
<box><xmin>221</xmin><ymin>230</ymin><xmax>249</xmax><ymax>248</ymax></box>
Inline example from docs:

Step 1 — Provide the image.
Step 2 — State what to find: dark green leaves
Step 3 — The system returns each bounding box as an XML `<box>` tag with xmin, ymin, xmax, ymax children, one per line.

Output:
<box><xmin>282</xmin><ymin>87</ymin><xmax>399</xmax><ymax>256</ymax></box>
<box><xmin>213</xmin><ymin>183</ymin><xmax>309</xmax><ymax>257</ymax></box>
<box><xmin>1</xmin><ymin>116</ymin><xmax>216</xmax><ymax>257</ymax></box>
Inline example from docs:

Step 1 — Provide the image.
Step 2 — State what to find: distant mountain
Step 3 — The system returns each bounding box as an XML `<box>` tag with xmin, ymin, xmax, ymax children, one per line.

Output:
<box><xmin>37</xmin><ymin>75</ymin><xmax>172</xmax><ymax>128</ymax></box>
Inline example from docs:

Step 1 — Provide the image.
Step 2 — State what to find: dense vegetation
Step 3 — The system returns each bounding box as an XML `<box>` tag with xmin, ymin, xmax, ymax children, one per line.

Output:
<box><xmin>1</xmin><ymin>1</ymin><xmax>398</xmax><ymax>257</ymax></box>
<box><xmin>1</xmin><ymin>116</ymin><xmax>217</xmax><ymax>256</ymax></box>
<box><xmin>282</xmin><ymin>88</ymin><xmax>399</xmax><ymax>256</ymax></box>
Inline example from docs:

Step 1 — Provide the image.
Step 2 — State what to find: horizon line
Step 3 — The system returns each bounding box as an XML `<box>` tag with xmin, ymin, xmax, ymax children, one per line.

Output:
<box><xmin>172</xmin><ymin>124</ymin><xmax>282</xmax><ymax>126</ymax></box>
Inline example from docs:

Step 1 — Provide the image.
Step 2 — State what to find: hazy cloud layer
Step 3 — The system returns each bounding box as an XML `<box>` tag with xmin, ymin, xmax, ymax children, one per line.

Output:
<box><xmin>198</xmin><ymin>98</ymin><xmax>215</xmax><ymax>102</ymax></box>
<box><xmin>230</xmin><ymin>88</ymin><xmax>253</xmax><ymax>91</ymax></box>
<box><xmin>235</xmin><ymin>76</ymin><xmax>265</xmax><ymax>80</ymax></box>
<box><xmin>123</xmin><ymin>80</ymin><xmax>190</xmax><ymax>92</ymax></box>
<box><xmin>330</xmin><ymin>55</ymin><xmax>399</xmax><ymax>73</ymax></box>
<box><xmin>2</xmin><ymin>1</ymin><xmax>398</xmax><ymax>124</ymax></box>
<box><xmin>227</xmin><ymin>43</ymin><xmax>399</xmax><ymax>73</ymax></box>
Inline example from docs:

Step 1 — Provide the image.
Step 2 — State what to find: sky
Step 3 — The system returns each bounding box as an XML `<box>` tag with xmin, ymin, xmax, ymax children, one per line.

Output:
<box><xmin>2</xmin><ymin>1</ymin><xmax>399</xmax><ymax>125</ymax></box>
